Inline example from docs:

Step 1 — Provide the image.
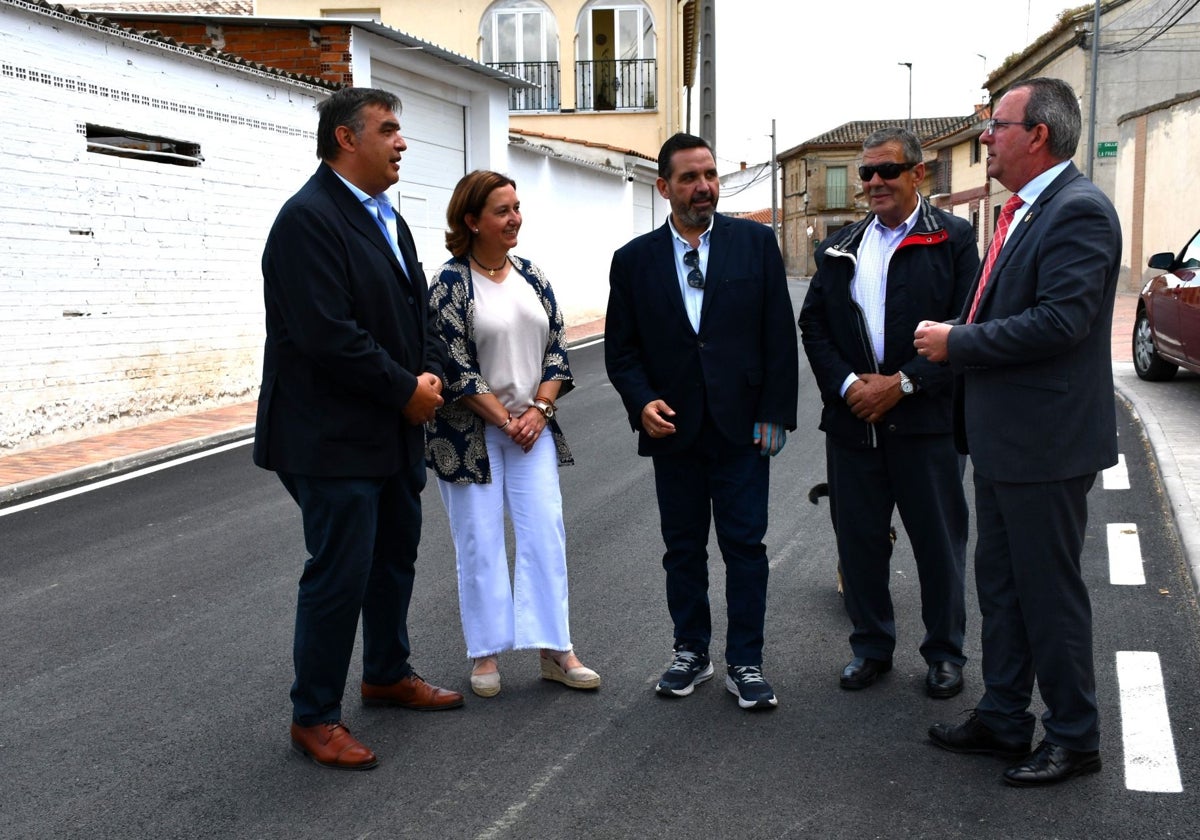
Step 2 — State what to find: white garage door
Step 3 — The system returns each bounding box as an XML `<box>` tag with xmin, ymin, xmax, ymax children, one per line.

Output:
<box><xmin>379</xmin><ymin>80</ymin><xmax>466</xmax><ymax>279</ymax></box>
<box><xmin>632</xmin><ymin>180</ymin><xmax>657</xmax><ymax>237</ymax></box>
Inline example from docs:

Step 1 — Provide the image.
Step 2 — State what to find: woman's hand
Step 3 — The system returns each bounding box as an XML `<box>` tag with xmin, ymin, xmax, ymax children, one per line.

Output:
<box><xmin>508</xmin><ymin>406</ymin><xmax>548</xmax><ymax>453</ymax></box>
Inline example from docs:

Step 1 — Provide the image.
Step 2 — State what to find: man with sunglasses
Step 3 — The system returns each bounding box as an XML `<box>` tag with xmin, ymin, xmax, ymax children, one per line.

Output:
<box><xmin>799</xmin><ymin>127</ymin><xmax>977</xmax><ymax>699</ymax></box>
<box><xmin>915</xmin><ymin>78</ymin><xmax>1121</xmax><ymax>787</ymax></box>
<box><xmin>605</xmin><ymin>133</ymin><xmax>799</xmax><ymax>710</ymax></box>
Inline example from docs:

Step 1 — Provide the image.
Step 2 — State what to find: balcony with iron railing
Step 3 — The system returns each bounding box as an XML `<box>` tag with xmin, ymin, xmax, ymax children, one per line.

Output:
<box><xmin>575</xmin><ymin>58</ymin><xmax>656</xmax><ymax>111</ymax></box>
<box><xmin>489</xmin><ymin>61</ymin><xmax>560</xmax><ymax>112</ymax></box>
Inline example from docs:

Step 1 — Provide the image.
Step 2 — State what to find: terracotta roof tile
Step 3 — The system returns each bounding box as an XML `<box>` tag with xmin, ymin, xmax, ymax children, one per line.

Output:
<box><xmin>803</xmin><ymin>116</ymin><xmax>976</xmax><ymax>146</ymax></box>
<box><xmin>509</xmin><ymin>127</ymin><xmax>656</xmax><ymax>162</ymax></box>
<box><xmin>729</xmin><ymin>208</ymin><xmax>775</xmax><ymax>226</ymax></box>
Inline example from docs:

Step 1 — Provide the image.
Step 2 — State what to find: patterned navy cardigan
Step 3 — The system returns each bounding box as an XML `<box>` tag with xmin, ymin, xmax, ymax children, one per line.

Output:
<box><xmin>425</xmin><ymin>255</ymin><xmax>575</xmax><ymax>484</ymax></box>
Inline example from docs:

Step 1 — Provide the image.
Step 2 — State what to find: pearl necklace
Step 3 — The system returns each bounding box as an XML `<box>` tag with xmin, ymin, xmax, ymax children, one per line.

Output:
<box><xmin>471</xmin><ymin>252</ymin><xmax>508</xmax><ymax>277</ymax></box>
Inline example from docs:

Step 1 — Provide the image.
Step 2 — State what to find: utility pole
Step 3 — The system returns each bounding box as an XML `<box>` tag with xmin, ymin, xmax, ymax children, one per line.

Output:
<box><xmin>1086</xmin><ymin>0</ymin><xmax>1101</xmax><ymax>180</ymax></box>
<box><xmin>898</xmin><ymin>62</ymin><xmax>912</xmax><ymax>132</ymax></box>
<box><xmin>699</xmin><ymin>0</ymin><xmax>716</xmax><ymax>154</ymax></box>
<box><xmin>770</xmin><ymin>118</ymin><xmax>779</xmax><ymax>242</ymax></box>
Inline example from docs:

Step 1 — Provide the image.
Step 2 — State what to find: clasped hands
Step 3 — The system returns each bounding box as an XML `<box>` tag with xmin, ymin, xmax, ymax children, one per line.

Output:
<box><xmin>641</xmin><ymin>399</ymin><xmax>787</xmax><ymax>457</ymax></box>
<box><xmin>402</xmin><ymin>372</ymin><xmax>444</xmax><ymax>425</ymax></box>
<box><xmin>844</xmin><ymin>373</ymin><xmax>903</xmax><ymax>425</ymax></box>
<box><xmin>503</xmin><ymin>404</ymin><xmax>548</xmax><ymax>453</ymax></box>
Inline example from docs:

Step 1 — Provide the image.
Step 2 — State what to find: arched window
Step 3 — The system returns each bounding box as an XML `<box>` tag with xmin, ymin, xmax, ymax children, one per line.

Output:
<box><xmin>481</xmin><ymin>0</ymin><xmax>560</xmax><ymax>111</ymax></box>
<box><xmin>575</xmin><ymin>1</ymin><xmax>656</xmax><ymax>111</ymax></box>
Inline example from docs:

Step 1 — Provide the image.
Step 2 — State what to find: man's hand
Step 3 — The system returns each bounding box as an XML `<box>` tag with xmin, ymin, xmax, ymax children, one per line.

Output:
<box><xmin>402</xmin><ymin>372</ymin><xmax>444</xmax><ymax>425</ymax></box>
<box><xmin>641</xmin><ymin>399</ymin><xmax>677</xmax><ymax>438</ymax></box>
<box><xmin>914</xmin><ymin>320</ymin><xmax>952</xmax><ymax>363</ymax></box>
<box><xmin>753</xmin><ymin>422</ymin><xmax>787</xmax><ymax>457</ymax></box>
<box><xmin>845</xmin><ymin>373</ymin><xmax>902</xmax><ymax>425</ymax></box>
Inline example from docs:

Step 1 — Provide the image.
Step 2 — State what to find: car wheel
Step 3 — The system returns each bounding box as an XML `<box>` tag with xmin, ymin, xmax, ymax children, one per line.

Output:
<box><xmin>1132</xmin><ymin>307</ymin><xmax>1178</xmax><ymax>381</ymax></box>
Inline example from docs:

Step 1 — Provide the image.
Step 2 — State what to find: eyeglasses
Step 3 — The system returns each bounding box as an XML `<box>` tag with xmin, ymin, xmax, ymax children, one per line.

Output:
<box><xmin>857</xmin><ymin>161</ymin><xmax>918</xmax><ymax>182</ymax></box>
<box><xmin>683</xmin><ymin>249</ymin><xmax>704</xmax><ymax>289</ymax></box>
<box><xmin>983</xmin><ymin>119</ymin><xmax>1036</xmax><ymax>135</ymax></box>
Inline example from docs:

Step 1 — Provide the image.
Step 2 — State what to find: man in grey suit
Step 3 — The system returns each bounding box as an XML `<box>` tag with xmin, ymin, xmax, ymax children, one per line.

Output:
<box><xmin>914</xmin><ymin>77</ymin><xmax>1121</xmax><ymax>787</ymax></box>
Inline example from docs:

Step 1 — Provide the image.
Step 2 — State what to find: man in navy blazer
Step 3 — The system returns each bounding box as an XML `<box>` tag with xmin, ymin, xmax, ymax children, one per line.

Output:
<box><xmin>605</xmin><ymin>133</ymin><xmax>799</xmax><ymax>710</ymax></box>
<box><xmin>255</xmin><ymin>87</ymin><xmax>462</xmax><ymax>771</ymax></box>
<box><xmin>916</xmin><ymin>78</ymin><xmax>1121</xmax><ymax>787</ymax></box>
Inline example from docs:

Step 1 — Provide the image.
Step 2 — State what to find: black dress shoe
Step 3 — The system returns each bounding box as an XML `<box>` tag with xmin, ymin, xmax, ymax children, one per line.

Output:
<box><xmin>928</xmin><ymin>711</ymin><xmax>1030</xmax><ymax>759</ymax></box>
<box><xmin>1003</xmin><ymin>740</ymin><xmax>1102</xmax><ymax>787</ymax></box>
<box><xmin>926</xmin><ymin>661</ymin><xmax>964</xmax><ymax>699</ymax></box>
<box><xmin>839</xmin><ymin>656</ymin><xmax>892</xmax><ymax>690</ymax></box>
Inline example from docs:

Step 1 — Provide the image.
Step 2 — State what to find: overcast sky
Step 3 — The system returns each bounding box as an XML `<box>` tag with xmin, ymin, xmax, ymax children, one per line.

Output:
<box><xmin>711</xmin><ymin>0</ymin><xmax>1083</xmax><ymax>169</ymax></box>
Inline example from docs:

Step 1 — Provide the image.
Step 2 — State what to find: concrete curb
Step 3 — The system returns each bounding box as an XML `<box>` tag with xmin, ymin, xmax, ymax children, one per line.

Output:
<box><xmin>0</xmin><ymin>425</ymin><xmax>255</xmax><ymax>507</ymax></box>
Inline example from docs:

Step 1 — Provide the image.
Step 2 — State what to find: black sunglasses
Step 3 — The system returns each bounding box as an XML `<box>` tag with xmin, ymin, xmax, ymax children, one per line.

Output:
<box><xmin>858</xmin><ymin>161</ymin><xmax>918</xmax><ymax>182</ymax></box>
<box><xmin>683</xmin><ymin>249</ymin><xmax>704</xmax><ymax>289</ymax></box>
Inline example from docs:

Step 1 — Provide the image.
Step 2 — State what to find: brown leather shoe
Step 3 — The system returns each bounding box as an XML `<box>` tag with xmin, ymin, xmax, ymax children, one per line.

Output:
<box><xmin>290</xmin><ymin>721</ymin><xmax>378</xmax><ymax>770</ymax></box>
<box><xmin>361</xmin><ymin>672</ymin><xmax>465</xmax><ymax>710</ymax></box>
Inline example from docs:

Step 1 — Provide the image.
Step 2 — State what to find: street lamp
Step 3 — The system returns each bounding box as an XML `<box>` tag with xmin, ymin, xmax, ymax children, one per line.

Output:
<box><xmin>898</xmin><ymin>62</ymin><xmax>912</xmax><ymax>132</ymax></box>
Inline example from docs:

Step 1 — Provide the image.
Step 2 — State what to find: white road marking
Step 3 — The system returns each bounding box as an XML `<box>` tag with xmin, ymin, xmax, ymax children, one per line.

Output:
<box><xmin>1117</xmin><ymin>651</ymin><xmax>1183</xmax><ymax>793</ymax></box>
<box><xmin>0</xmin><ymin>439</ymin><xmax>253</xmax><ymax>518</ymax></box>
<box><xmin>1108</xmin><ymin>522</ymin><xmax>1145</xmax><ymax>585</ymax></box>
<box><xmin>1103</xmin><ymin>454</ymin><xmax>1130</xmax><ymax>489</ymax></box>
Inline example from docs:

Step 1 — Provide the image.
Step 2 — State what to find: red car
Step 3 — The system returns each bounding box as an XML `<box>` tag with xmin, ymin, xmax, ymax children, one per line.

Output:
<box><xmin>1133</xmin><ymin>227</ymin><xmax>1200</xmax><ymax>380</ymax></box>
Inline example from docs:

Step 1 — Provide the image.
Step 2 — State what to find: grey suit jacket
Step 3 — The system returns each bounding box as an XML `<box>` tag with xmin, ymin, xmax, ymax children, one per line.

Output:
<box><xmin>948</xmin><ymin>162</ymin><xmax>1122</xmax><ymax>483</ymax></box>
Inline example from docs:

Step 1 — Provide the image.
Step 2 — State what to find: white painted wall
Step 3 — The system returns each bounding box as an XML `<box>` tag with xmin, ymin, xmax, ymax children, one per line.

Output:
<box><xmin>506</xmin><ymin>146</ymin><xmax>666</xmax><ymax>328</ymax></box>
<box><xmin>719</xmin><ymin>162</ymin><xmax>775</xmax><ymax>214</ymax></box>
<box><xmin>0</xmin><ymin>2</ymin><xmax>327</xmax><ymax>453</ymax></box>
<box><xmin>1116</xmin><ymin>95</ymin><xmax>1200</xmax><ymax>290</ymax></box>
<box><xmin>0</xmin><ymin>4</ymin><xmax>660</xmax><ymax>452</ymax></box>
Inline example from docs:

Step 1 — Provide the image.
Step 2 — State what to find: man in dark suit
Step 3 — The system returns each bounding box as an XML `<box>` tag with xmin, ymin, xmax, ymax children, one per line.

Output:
<box><xmin>605</xmin><ymin>133</ymin><xmax>799</xmax><ymax>710</ymax></box>
<box><xmin>256</xmin><ymin>87</ymin><xmax>463</xmax><ymax>771</ymax></box>
<box><xmin>800</xmin><ymin>127</ymin><xmax>976</xmax><ymax>698</ymax></box>
<box><xmin>915</xmin><ymin>77</ymin><xmax>1121</xmax><ymax>787</ymax></box>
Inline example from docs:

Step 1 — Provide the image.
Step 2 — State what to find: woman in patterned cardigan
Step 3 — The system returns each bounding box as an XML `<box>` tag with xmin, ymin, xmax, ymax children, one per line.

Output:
<box><xmin>425</xmin><ymin>170</ymin><xmax>599</xmax><ymax>698</ymax></box>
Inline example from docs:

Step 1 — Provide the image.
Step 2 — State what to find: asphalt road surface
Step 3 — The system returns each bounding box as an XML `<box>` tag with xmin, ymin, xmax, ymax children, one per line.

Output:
<box><xmin>3</xmin><ymin>280</ymin><xmax>1200</xmax><ymax>839</ymax></box>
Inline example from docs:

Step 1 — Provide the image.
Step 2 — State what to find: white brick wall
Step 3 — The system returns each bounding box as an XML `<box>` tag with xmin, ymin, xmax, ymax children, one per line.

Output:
<box><xmin>0</xmin><ymin>2</ymin><xmax>324</xmax><ymax>452</ymax></box>
<box><xmin>508</xmin><ymin>146</ymin><xmax>666</xmax><ymax>326</ymax></box>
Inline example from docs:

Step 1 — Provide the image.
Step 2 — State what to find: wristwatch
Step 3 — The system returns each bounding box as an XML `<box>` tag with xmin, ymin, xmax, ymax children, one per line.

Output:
<box><xmin>898</xmin><ymin>371</ymin><xmax>915</xmax><ymax>395</ymax></box>
<box><xmin>533</xmin><ymin>399</ymin><xmax>555</xmax><ymax>418</ymax></box>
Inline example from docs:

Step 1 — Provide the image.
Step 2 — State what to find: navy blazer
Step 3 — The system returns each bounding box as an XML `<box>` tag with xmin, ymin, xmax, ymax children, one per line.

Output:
<box><xmin>605</xmin><ymin>214</ymin><xmax>799</xmax><ymax>456</ymax></box>
<box><xmin>948</xmin><ymin>163</ymin><xmax>1121</xmax><ymax>483</ymax></box>
<box><xmin>253</xmin><ymin>163</ymin><xmax>444</xmax><ymax>477</ymax></box>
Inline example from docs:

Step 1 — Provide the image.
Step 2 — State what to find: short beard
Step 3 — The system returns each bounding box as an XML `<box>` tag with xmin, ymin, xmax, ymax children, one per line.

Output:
<box><xmin>677</xmin><ymin>200</ymin><xmax>716</xmax><ymax>229</ymax></box>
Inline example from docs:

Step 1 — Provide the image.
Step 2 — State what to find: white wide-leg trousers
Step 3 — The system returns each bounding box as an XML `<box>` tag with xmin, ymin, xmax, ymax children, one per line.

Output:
<box><xmin>438</xmin><ymin>425</ymin><xmax>571</xmax><ymax>659</ymax></box>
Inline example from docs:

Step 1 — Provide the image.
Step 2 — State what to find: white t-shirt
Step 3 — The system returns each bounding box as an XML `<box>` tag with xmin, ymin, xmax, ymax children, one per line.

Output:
<box><xmin>471</xmin><ymin>267</ymin><xmax>549</xmax><ymax>413</ymax></box>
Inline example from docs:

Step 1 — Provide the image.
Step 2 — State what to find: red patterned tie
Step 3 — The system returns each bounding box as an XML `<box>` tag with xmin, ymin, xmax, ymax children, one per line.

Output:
<box><xmin>966</xmin><ymin>194</ymin><xmax>1024</xmax><ymax>323</ymax></box>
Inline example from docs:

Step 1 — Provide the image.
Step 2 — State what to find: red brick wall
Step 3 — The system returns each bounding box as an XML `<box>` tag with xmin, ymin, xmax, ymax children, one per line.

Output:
<box><xmin>107</xmin><ymin>20</ymin><xmax>354</xmax><ymax>86</ymax></box>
